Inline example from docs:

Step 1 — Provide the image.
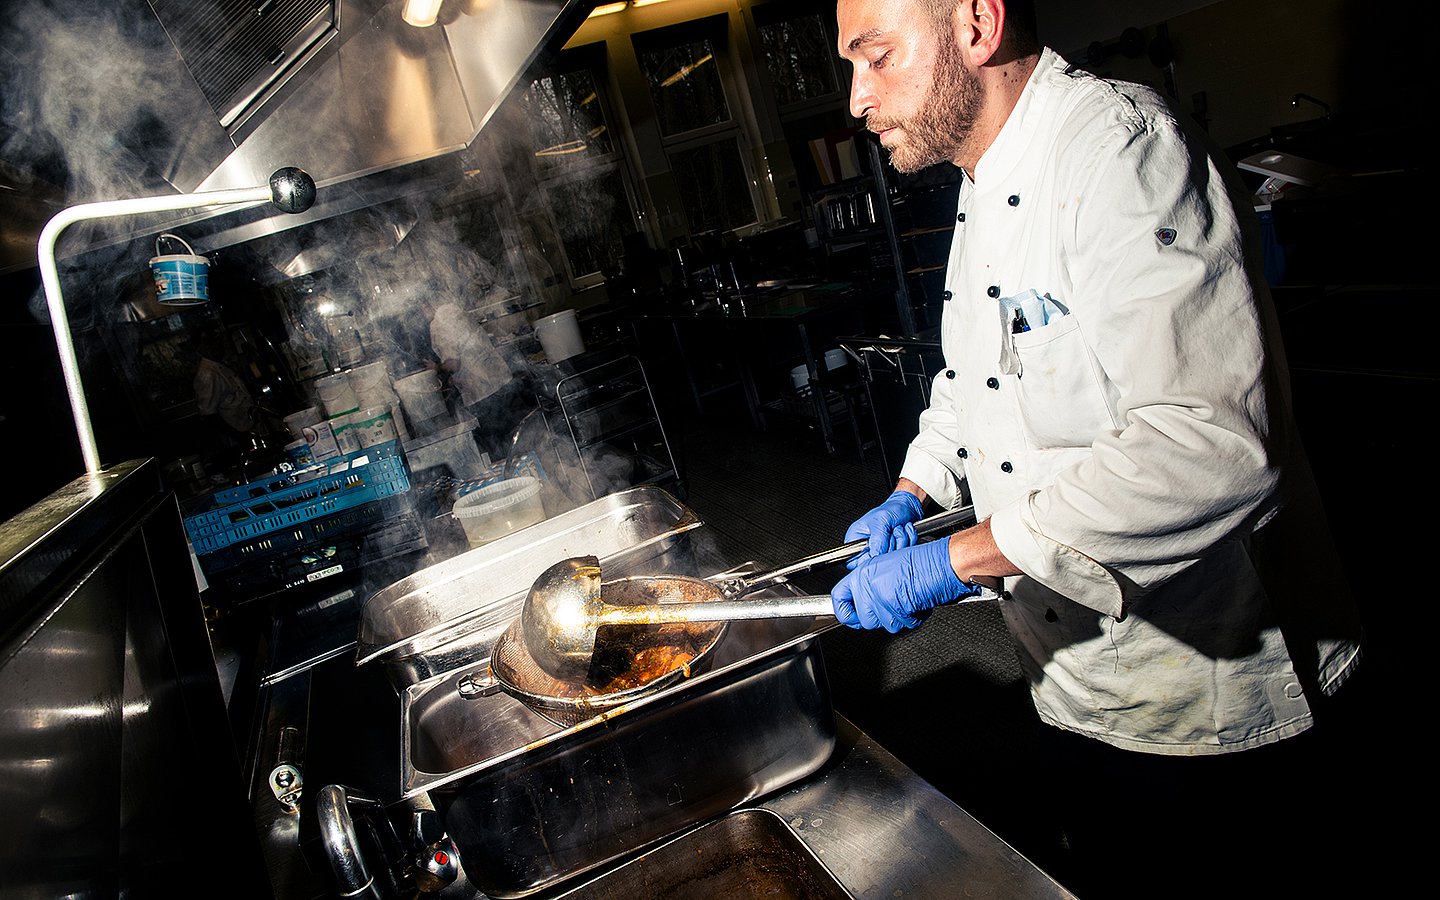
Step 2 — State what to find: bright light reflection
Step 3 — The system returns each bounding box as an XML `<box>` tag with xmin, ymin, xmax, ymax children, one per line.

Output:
<box><xmin>535</xmin><ymin>140</ymin><xmax>589</xmax><ymax>157</ymax></box>
<box><xmin>403</xmin><ymin>0</ymin><xmax>443</xmax><ymax>27</ymax></box>
<box><xmin>661</xmin><ymin>53</ymin><xmax>713</xmax><ymax>88</ymax></box>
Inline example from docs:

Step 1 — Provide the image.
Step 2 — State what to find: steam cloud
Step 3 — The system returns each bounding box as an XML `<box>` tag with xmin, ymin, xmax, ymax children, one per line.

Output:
<box><xmin>2</xmin><ymin>0</ymin><xmax>665</xmax><ymax>531</ymax></box>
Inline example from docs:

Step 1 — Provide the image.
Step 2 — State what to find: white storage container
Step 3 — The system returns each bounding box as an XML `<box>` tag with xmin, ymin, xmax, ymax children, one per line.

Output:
<box><xmin>317</xmin><ymin>373</ymin><xmax>359</xmax><ymax>418</ymax></box>
<box><xmin>351</xmin><ymin>406</ymin><xmax>399</xmax><ymax>448</ymax></box>
<box><xmin>535</xmin><ymin>309</ymin><xmax>584</xmax><ymax>363</ymax></box>
<box><xmin>348</xmin><ymin>361</ymin><xmax>391</xmax><ymax>405</ymax></box>
<box><xmin>451</xmin><ymin>477</ymin><xmax>546</xmax><ymax>548</ymax></box>
<box><xmin>283</xmin><ymin>406</ymin><xmax>324</xmax><ymax>441</ymax></box>
<box><xmin>330</xmin><ymin>411</ymin><xmax>364</xmax><ymax>454</ymax></box>
<box><xmin>394</xmin><ymin>370</ymin><xmax>447</xmax><ymax>429</ymax></box>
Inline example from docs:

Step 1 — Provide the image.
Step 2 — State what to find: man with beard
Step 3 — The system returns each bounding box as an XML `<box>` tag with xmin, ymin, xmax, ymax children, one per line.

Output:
<box><xmin>830</xmin><ymin>1</ymin><xmax>1367</xmax><ymax>896</ymax></box>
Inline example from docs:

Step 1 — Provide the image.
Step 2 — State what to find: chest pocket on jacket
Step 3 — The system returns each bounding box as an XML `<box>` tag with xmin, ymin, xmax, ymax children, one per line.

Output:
<box><xmin>1009</xmin><ymin>315</ymin><xmax>1116</xmax><ymax>449</ymax></box>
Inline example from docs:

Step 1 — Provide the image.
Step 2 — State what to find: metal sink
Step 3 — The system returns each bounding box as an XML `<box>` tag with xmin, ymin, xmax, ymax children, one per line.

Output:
<box><xmin>557</xmin><ymin>808</ymin><xmax>853</xmax><ymax>899</ymax></box>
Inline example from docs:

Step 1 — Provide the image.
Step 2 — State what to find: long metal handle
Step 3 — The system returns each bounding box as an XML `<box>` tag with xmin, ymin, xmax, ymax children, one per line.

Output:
<box><xmin>598</xmin><ymin>579</ymin><xmax>1002</xmax><ymax>628</ymax></box>
<box><xmin>716</xmin><ymin>505</ymin><xmax>979</xmax><ymax>598</ymax></box>
<box><xmin>597</xmin><ymin>594</ymin><xmax>835</xmax><ymax>626</ymax></box>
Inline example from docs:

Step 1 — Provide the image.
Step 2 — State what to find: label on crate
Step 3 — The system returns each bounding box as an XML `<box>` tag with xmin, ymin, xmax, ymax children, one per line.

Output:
<box><xmin>306</xmin><ymin>563</ymin><xmax>344</xmax><ymax>582</ymax></box>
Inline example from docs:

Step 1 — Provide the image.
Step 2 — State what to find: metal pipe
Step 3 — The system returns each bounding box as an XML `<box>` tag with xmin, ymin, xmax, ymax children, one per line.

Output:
<box><xmin>37</xmin><ymin>169</ymin><xmax>315</xmax><ymax>474</ymax></box>
<box><xmin>316</xmin><ymin>784</ymin><xmax>386</xmax><ymax>899</ymax></box>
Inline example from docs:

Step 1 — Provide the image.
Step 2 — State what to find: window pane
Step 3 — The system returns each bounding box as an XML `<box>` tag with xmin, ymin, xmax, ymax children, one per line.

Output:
<box><xmin>758</xmin><ymin>14</ymin><xmax>839</xmax><ymax>106</ymax></box>
<box><xmin>525</xmin><ymin>69</ymin><xmax>613</xmax><ymax>160</ymax></box>
<box><xmin>545</xmin><ymin>166</ymin><xmax>632</xmax><ymax>279</ymax></box>
<box><xmin>670</xmin><ymin>140</ymin><xmax>755</xmax><ymax>234</ymax></box>
<box><xmin>639</xmin><ymin>38</ymin><xmax>729</xmax><ymax>136</ymax></box>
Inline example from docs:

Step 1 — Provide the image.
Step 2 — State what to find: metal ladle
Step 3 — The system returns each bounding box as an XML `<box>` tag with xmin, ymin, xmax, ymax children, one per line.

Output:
<box><xmin>520</xmin><ymin>506</ymin><xmax>991</xmax><ymax>678</ymax></box>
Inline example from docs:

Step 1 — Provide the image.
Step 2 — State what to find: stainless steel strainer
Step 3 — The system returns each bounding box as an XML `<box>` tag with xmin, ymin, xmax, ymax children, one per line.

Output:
<box><xmin>457</xmin><ymin>575</ymin><xmax>729</xmax><ymax>727</ymax></box>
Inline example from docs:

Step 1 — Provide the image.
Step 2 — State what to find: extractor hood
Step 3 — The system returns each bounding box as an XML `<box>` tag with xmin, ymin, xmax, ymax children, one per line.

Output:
<box><xmin>0</xmin><ymin>0</ymin><xmax>593</xmax><ymax>274</ymax></box>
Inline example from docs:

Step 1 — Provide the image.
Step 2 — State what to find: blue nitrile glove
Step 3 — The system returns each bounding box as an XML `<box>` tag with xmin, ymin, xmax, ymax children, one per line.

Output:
<box><xmin>831</xmin><ymin>538</ymin><xmax>983</xmax><ymax>633</ymax></box>
<box><xmin>844</xmin><ymin>490</ymin><xmax>925</xmax><ymax>570</ymax></box>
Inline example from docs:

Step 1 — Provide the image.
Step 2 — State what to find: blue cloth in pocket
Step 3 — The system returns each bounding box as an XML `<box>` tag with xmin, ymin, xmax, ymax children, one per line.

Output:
<box><xmin>998</xmin><ymin>289</ymin><xmax>1071</xmax><ymax>376</ymax></box>
<box><xmin>999</xmin><ymin>289</ymin><xmax>1069</xmax><ymax>331</ymax></box>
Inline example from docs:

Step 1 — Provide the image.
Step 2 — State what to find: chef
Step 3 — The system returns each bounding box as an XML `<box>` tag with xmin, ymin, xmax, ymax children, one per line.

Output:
<box><xmin>829</xmin><ymin>1</ymin><xmax>1366</xmax><ymax>896</ymax></box>
<box><xmin>193</xmin><ymin>329</ymin><xmax>257</xmax><ymax>441</ymax></box>
<box><xmin>418</xmin><ymin>288</ymin><xmax>528</xmax><ymax>459</ymax></box>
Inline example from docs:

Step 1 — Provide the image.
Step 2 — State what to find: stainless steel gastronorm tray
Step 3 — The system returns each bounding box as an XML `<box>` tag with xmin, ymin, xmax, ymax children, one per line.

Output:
<box><xmin>408</xmin><ymin>611</ymin><xmax>836</xmax><ymax>899</ymax></box>
<box><xmin>355</xmin><ymin>486</ymin><xmax>703</xmax><ymax>688</ymax></box>
<box><xmin>365</xmin><ymin>487</ymin><xmax>840</xmax><ymax>899</ymax></box>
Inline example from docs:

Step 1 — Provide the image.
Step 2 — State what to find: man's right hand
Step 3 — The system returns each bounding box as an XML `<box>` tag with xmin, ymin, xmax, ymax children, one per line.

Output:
<box><xmin>844</xmin><ymin>489</ymin><xmax>924</xmax><ymax>569</ymax></box>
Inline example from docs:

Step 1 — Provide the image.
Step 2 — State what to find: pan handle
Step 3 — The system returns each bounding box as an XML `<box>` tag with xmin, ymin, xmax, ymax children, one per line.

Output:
<box><xmin>456</xmin><ymin>668</ymin><xmax>504</xmax><ymax>701</ymax></box>
<box><xmin>714</xmin><ymin>505</ymin><xmax>980</xmax><ymax>599</ymax></box>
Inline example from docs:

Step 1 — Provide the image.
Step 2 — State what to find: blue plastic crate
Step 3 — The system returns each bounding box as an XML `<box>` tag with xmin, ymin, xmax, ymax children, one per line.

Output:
<box><xmin>209</xmin><ymin>440</ymin><xmax>403</xmax><ymax>506</ymax></box>
<box><xmin>184</xmin><ymin>442</ymin><xmax>410</xmax><ymax>557</ymax></box>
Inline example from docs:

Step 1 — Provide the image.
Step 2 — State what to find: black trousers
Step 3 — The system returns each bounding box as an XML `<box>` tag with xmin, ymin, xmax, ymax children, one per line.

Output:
<box><xmin>1035</xmin><ymin>667</ymin><xmax>1384</xmax><ymax>899</ymax></box>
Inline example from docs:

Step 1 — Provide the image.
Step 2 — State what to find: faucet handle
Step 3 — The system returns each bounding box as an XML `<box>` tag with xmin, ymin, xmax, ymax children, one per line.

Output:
<box><xmin>268</xmin><ymin>725</ymin><xmax>303</xmax><ymax>813</ymax></box>
<box><xmin>414</xmin><ymin>836</ymin><xmax>460</xmax><ymax>893</ymax></box>
<box><xmin>410</xmin><ymin>809</ymin><xmax>459</xmax><ymax>893</ymax></box>
<box><xmin>268</xmin><ymin>763</ymin><xmax>303</xmax><ymax>813</ymax></box>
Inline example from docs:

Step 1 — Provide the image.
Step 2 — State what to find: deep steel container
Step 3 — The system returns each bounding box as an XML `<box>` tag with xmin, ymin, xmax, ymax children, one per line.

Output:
<box><xmin>359</xmin><ymin>487</ymin><xmax>837</xmax><ymax>898</ymax></box>
<box><xmin>356</xmin><ymin>486</ymin><xmax>702</xmax><ymax>688</ymax></box>
<box><xmin>404</xmin><ymin>616</ymin><xmax>836</xmax><ymax>899</ymax></box>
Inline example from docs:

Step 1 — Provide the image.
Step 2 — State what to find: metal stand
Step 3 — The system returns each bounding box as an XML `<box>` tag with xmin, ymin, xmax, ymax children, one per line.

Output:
<box><xmin>836</xmin><ymin>334</ymin><xmax>946</xmax><ymax>488</ymax></box>
<box><xmin>546</xmin><ymin>354</ymin><xmax>681</xmax><ymax>500</ymax></box>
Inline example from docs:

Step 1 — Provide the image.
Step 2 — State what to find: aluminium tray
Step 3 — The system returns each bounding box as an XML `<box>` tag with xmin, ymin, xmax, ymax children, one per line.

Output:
<box><xmin>355</xmin><ymin>485</ymin><xmax>702</xmax><ymax>688</ymax></box>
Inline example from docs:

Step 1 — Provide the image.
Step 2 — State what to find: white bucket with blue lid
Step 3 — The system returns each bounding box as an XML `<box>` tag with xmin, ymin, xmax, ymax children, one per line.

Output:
<box><xmin>150</xmin><ymin>233</ymin><xmax>209</xmax><ymax>305</ymax></box>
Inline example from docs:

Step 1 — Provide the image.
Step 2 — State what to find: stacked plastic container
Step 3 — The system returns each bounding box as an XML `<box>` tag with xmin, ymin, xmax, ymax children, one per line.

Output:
<box><xmin>393</xmin><ymin>369</ymin><xmax>448</xmax><ymax>436</ymax></box>
<box><xmin>347</xmin><ymin>361</ymin><xmax>410</xmax><ymax>445</ymax></box>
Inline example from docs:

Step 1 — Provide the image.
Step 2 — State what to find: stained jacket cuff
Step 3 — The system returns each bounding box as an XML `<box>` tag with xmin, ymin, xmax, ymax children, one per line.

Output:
<box><xmin>898</xmin><ymin>447</ymin><xmax>965</xmax><ymax>510</ymax></box>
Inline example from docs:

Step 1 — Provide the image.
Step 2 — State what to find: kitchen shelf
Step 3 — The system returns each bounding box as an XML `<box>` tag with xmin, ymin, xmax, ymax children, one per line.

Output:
<box><xmin>543</xmin><ymin>354</ymin><xmax>681</xmax><ymax>500</ymax></box>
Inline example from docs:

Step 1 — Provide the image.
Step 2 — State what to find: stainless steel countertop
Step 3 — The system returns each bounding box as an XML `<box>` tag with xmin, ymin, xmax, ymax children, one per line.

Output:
<box><xmin>749</xmin><ymin>718</ymin><xmax>1075</xmax><ymax>899</ymax></box>
<box><xmin>472</xmin><ymin>714</ymin><xmax>1076</xmax><ymax>900</ymax></box>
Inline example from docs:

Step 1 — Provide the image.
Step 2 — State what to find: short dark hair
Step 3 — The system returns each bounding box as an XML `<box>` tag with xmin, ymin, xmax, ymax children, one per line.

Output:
<box><xmin>197</xmin><ymin>330</ymin><xmax>226</xmax><ymax>360</ymax></box>
<box><xmin>920</xmin><ymin>0</ymin><xmax>1039</xmax><ymax>54</ymax></box>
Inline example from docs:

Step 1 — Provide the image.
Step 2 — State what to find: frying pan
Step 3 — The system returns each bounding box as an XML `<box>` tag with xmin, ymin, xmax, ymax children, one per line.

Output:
<box><xmin>456</xmin><ymin>574</ymin><xmax>729</xmax><ymax>726</ymax></box>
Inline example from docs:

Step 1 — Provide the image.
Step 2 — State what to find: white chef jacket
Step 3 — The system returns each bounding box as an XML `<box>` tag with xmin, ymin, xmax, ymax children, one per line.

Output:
<box><xmin>899</xmin><ymin>50</ymin><xmax>1363</xmax><ymax>755</ymax></box>
<box><xmin>429</xmin><ymin>301</ymin><xmax>511</xmax><ymax>408</ymax></box>
<box><xmin>193</xmin><ymin>356</ymin><xmax>254</xmax><ymax>433</ymax></box>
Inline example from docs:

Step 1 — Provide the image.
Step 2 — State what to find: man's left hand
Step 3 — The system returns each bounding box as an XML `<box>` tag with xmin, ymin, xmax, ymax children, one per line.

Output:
<box><xmin>831</xmin><ymin>538</ymin><xmax>985</xmax><ymax>632</ymax></box>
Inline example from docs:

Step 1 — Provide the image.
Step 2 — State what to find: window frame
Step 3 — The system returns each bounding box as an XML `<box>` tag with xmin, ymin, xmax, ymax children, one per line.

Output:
<box><xmin>632</xmin><ymin>14</ymin><xmax>763</xmax><ymax>236</ymax></box>
<box><xmin>751</xmin><ymin>0</ymin><xmax>850</xmax><ymax>124</ymax></box>
<box><xmin>525</xmin><ymin>45</ymin><xmax>644</xmax><ymax>290</ymax></box>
